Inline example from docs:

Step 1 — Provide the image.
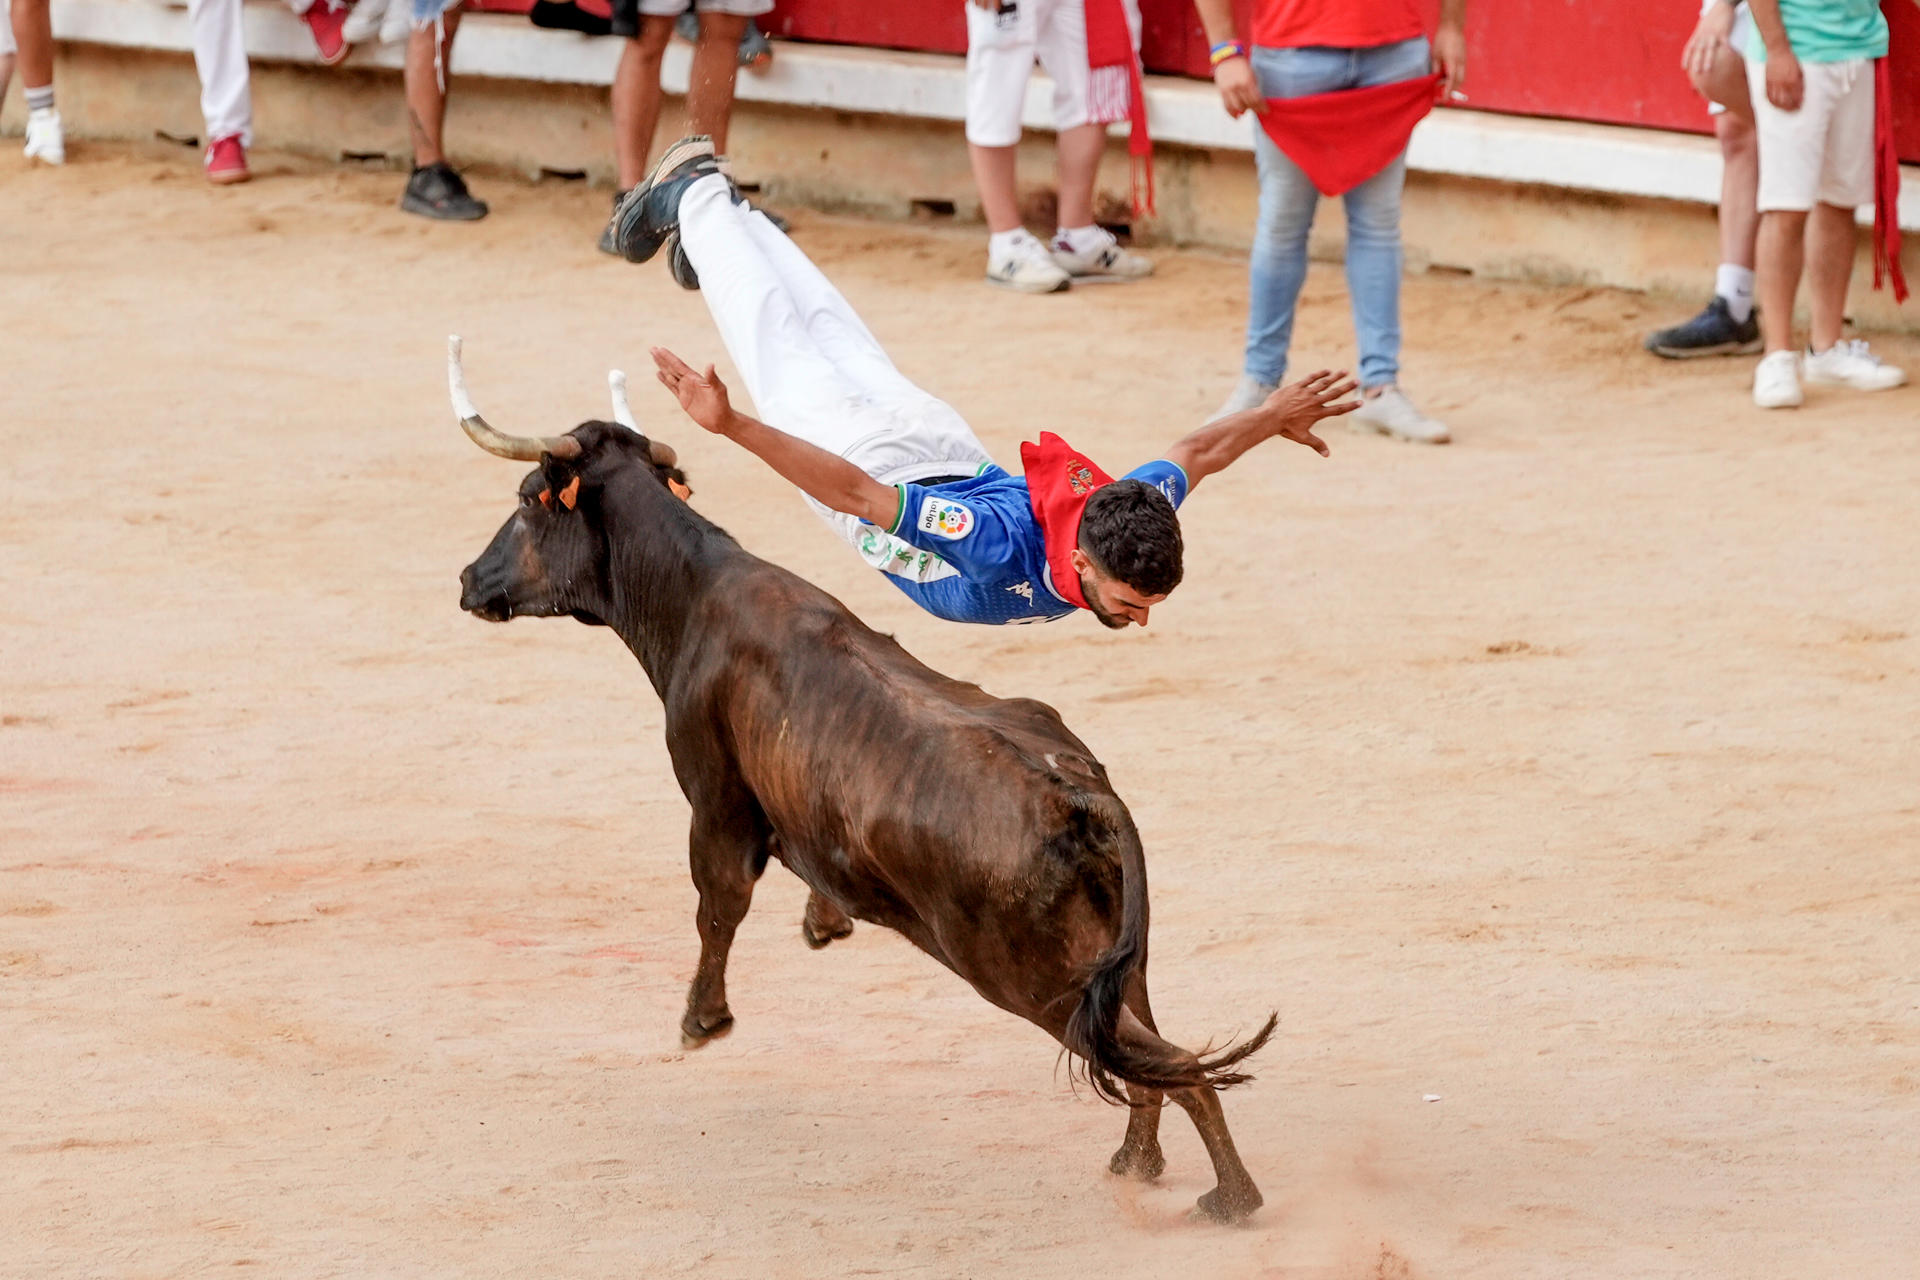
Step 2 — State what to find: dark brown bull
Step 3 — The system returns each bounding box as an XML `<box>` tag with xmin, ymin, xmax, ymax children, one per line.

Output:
<box><xmin>449</xmin><ymin>341</ymin><xmax>1276</xmax><ymax>1222</ymax></box>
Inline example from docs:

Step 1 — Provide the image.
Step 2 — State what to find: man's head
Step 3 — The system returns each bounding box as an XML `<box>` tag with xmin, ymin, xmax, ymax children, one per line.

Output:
<box><xmin>1070</xmin><ymin>479</ymin><xmax>1183</xmax><ymax>629</ymax></box>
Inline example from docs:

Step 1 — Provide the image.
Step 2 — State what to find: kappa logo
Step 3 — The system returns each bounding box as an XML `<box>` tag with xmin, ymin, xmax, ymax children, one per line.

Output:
<box><xmin>1067</xmin><ymin>460</ymin><xmax>1096</xmax><ymax>495</ymax></box>
<box><xmin>1157</xmin><ymin>478</ymin><xmax>1178</xmax><ymax>505</ymax></box>
<box><xmin>917</xmin><ymin>496</ymin><xmax>975</xmax><ymax>540</ymax></box>
<box><xmin>1007</xmin><ymin>580</ymin><xmax>1033</xmax><ymax>601</ymax></box>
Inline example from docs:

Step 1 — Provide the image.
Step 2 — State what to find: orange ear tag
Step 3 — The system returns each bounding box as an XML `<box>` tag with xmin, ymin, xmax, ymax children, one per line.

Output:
<box><xmin>668</xmin><ymin>479</ymin><xmax>692</xmax><ymax>501</ymax></box>
<box><xmin>537</xmin><ymin>489</ymin><xmax>552</xmax><ymax>507</ymax></box>
<box><xmin>558</xmin><ymin>476</ymin><xmax>581</xmax><ymax>510</ymax></box>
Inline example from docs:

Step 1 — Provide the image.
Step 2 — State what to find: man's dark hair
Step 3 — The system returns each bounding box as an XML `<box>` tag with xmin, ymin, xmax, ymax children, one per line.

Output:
<box><xmin>1078</xmin><ymin>479</ymin><xmax>1184</xmax><ymax>596</ymax></box>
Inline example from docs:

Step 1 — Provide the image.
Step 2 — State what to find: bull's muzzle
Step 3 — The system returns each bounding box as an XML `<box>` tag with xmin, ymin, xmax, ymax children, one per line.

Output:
<box><xmin>459</xmin><ymin>561</ymin><xmax>513</xmax><ymax>622</ymax></box>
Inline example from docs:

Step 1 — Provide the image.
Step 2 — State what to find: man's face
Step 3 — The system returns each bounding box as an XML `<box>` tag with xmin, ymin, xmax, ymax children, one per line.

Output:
<box><xmin>1072</xmin><ymin>549</ymin><xmax>1168</xmax><ymax>629</ymax></box>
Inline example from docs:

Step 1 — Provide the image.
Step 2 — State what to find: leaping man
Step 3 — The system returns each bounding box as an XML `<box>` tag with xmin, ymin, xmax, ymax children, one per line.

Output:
<box><xmin>614</xmin><ymin>136</ymin><xmax>1358</xmax><ymax>629</ymax></box>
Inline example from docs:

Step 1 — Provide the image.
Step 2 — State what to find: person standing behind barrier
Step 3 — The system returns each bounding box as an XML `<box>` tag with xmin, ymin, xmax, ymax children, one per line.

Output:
<box><xmin>1745</xmin><ymin>0</ymin><xmax>1905</xmax><ymax>408</ymax></box>
<box><xmin>398</xmin><ymin>1</ymin><xmax>488</xmax><ymax>219</ymax></box>
<box><xmin>9</xmin><ymin>0</ymin><xmax>61</xmax><ymax>164</ymax></box>
<box><xmin>1644</xmin><ymin>0</ymin><xmax>1765</xmax><ymax>358</ymax></box>
<box><xmin>1194</xmin><ymin>0</ymin><xmax>1465</xmax><ymax>444</ymax></box>
<box><xmin>188</xmin><ymin>0</ymin><xmax>353</xmax><ymax>185</ymax></box>
<box><xmin>595</xmin><ymin>0</ymin><xmax>774</xmax><ymax>255</ymax></box>
<box><xmin>964</xmin><ymin>0</ymin><xmax>1155</xmax><ymax>294</ymax></box>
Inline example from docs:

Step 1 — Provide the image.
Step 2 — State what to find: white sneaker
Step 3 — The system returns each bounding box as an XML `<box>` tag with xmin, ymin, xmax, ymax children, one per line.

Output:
<box><xmin>1802</xmin><ymin>339</ymin><xmax>1907</xmax><ymax>392</ymax></box>
<box><xmin>986</xmin><ymin>230</ymin><xmax>1070</xmax><ymax>294</ymax></box>
<box><xmin>1050</xmin><ymin>226</ymin><xmax>1153</xmax><ymax>282</ymax></box>
<box><xmin>343</xmin><ymin>0</ymin><xmax>390</xmax><ymax>43</ymax></box>
<box><xmin>1350</xmin><ymin>384</ymin><xmax>1449</xmax><ymax>444</ymax></box>
<box><xmin>1206</xmin><ymin>374</ymin><xmax>1277</xmax><ymax>423</ymax></box>
<box><xmin>1752</xmin><ymin>349</ymin><xmax>1803</xmax><ymax>408</ymax></box>
<box><xmin>24</xmin><ymin>108</ymin><xmax>65</xmax><ymax>166</ymax></box>
<box><xmin>380</xmin><ymin>0</ymin><xmax>414</xmax><ymax>44</ymax></box>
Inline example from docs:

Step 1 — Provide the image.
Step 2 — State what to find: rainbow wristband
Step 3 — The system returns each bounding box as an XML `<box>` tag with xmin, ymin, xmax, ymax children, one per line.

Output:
<box><xmin>1208</xmin><ymin>40</ymin><xmax>1246</xmax><ymax>67</ymax></box>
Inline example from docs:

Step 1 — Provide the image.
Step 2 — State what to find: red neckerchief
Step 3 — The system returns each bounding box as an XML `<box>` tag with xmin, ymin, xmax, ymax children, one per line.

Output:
<box><xmin>1257</xmin><ymin>72</ymin><xmax>1442</xmax><ymax>197</ymax></box>
<box><xmin>1084</xmin><ymin>0</ymin><xmax>1153</xmax><ymax>217</ymax></box>
<box><xmin>1019</xmin><ymin>432</ymin><xmax>1114</xmax><ymax>611</ymax></box>
<box><xmin>1872</xmin><ymin>58</ymin><xmax>1908</xmax><ymax>302</ymax></box>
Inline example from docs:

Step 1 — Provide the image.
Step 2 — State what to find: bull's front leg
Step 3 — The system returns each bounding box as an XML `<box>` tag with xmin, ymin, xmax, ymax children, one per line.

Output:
<box><xmin>681</xmin><ymin>809</ymin><xmax>766</xmax><ymax>1049</ymax></box>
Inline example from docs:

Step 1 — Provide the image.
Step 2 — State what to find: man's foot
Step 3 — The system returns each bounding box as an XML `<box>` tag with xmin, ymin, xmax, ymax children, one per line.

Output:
<box><xmin>204</xmin><ymin>134</ymin><xmax>250</xmax><ymax>185</ymax></box>
<box><xmin>1207</xmin><ymin>374</ymin><xmax>1277</xmax><ymax>423</ymax></box>
<box><xmin>666</xmin><ymin>233</ymin><xmax>701</xmax><ymax>291</ymax></box>
<box><xmin>342</xmin><ymin>0</ymin><xmax>390</xmax><ymax>44</ymax></box>
<box><xmin>1050</xmin><ymin>226</ymin><xmax>1153</xmax><ymax>282</ymax></box>
<box><xmin>1350</xmin><ymin>384</ymin><xmax>1450</xmax><ymax>444</ymax></box>
<box><xmin>1801</xmin><ymin>339</ymin><xmax>1907</xmax><ymax>392</ymax></box>
<box><xmin>304</xmin><ymin>1</ymin><xmax>352</xmax><ymax>65</ymax></box>
<box><xmin>401</xmin><ymin>162</ymin><xmax>489</xmax><ymax>221</ymax></box>
<box><xmin>1752</xmin><ymin>349</ymin><xmax>1803</xmax><ymax>409</ymax></box>
<box><xmin>23</xmin><ymin>108</ymin><xmax>65</xmax><ymax>166</ymax></box>
<box><xmin>612</xmin><ymin>135</ymin><xmax>723</xmax><ymax>264</ymax></box>
<box><xmin>986</xmin><ymin>229</ymin><xmax>1070</xmax><ymax>294</ymax></box>
<box><xmin>1643</xmin><ymin>295</ymin><xmax>1762</xmax><ymax>359</ymax></box>
<box><xmin>596</xmin><ymin>189</ymin><xmax>628</xmax><ymax>256</ymax></box>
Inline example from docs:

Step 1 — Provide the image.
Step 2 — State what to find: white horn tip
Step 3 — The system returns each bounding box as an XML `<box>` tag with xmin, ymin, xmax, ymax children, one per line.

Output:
<box><xmin>609</xmin><ymin>369</ymin><xmax>638</xmax><ymax>429</ymax></box>
<box><xmin>447</xmin><ymin>335</ymin><xmax>479</xmax><ymax>421</ymax></box>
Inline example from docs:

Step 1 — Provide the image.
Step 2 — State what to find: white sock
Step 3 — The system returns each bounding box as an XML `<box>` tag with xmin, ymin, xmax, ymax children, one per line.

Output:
<box><xmin>1056</xmin><ymin>224</ymin><xmax>1109</xmax><ymax>254</ymax></box>
<box><xmin>25</xmin><ymin>84</ymin><xmax>55</xmax><ymax>114</ymax></box>
<box><xmin>1715</xmin><ymin>263</ymin><xmax>1755</xmax><ymax>322</ymax></box>
<box><xmin>988</xmin><ymin>228</ymin><xmax>1029</xmax><ymax>259</ymax></box>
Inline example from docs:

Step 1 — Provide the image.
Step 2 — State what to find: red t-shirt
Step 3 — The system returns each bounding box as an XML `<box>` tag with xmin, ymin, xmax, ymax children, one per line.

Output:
<box><xmin>1252</xmin><ymin>0</ymin><xmax>1428</xmax><ymax>50</ymax></box>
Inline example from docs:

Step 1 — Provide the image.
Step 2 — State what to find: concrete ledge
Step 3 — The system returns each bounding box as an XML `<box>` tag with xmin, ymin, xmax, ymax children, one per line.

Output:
<box><xmin>48</xmin><ymin>0</ymin><xmax>1920</xmax><ymax>228</ymax></box>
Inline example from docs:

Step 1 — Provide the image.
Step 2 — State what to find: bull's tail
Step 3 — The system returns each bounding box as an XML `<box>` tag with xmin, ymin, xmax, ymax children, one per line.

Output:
<box><xmin>1064</xmin><ymin>797</ymin><xmax>1277</xmax><ymax>1105</ymax></box>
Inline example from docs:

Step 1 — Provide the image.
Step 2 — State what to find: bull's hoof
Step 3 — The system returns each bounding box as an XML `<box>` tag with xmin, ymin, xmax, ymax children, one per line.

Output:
<box><xmin>1190</xmin><ymin>1184</ymin><xmax>1263</xmax><ymax>1225</ymax></box>
<box><xmin>679</xmin><ymin>1010</ymin><xmax>734</xmax><ymax>1049</ymax></box>
<box><xmin>1107</xmin><ymin>1143</ymin><xmax>1166</xmax><ymax>1182</ymax></box>
<box><xmin>801</xmin><ymin>916</ymin><xmax>854</xmax><ymax>950</ymax></box>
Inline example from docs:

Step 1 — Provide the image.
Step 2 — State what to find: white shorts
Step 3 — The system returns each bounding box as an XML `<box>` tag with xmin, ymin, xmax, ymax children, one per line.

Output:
<box><xmin>1702</xmin><ymin>0</ymin><xmax>1754</xmax><ymax>116</ymax></box>
<box><xmin>1749</xmin><ymin>56</ymin><xmax>1876</xmax><ymax>211</ymax></box>
<box><xmin>631</xmin><ymin>0</ymin><xmax>772</xmax><ymax>17</ymax></box>
<box><xmin>964</xmin><ymin>0</ymin><xmax>1142</xmax><ymax>148</ymax></box>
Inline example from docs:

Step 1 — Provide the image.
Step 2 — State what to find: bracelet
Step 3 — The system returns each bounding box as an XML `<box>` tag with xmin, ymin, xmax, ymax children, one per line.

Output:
<box><xmin>1208</xmin><ymin>40</ymin><xmax>1246</xmax><ymax>67</ymax></box>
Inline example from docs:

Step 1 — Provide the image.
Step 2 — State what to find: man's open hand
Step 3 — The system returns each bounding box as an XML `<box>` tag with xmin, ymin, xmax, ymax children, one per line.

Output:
<box><xmin>1262</xmin><ymin>370</ymin><xmax>1359</xmax><ymax>457</ymax></box>
<box><xmin>1765</xmin><ymin>48</ymin><xmax>1804</xmax><ymax>110</ymax></box>
<box><xmin>652</xmin><ymin>347</ymin><xmax>733</xmax><ymax>435</ymax></box>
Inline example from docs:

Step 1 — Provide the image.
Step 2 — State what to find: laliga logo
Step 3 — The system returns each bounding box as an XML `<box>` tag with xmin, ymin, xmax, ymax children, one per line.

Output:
<box><xmin>1067</xmin><ymin>461</ymin><xmax>1096</xmax><ymax>495</ymax></box>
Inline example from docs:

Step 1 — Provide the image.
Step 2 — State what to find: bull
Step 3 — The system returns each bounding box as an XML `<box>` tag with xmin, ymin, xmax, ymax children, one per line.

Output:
<box><xmin>448</xmin><ymin>338</ymin><xmax>1276</xmax><ymax>1222</ymax></box>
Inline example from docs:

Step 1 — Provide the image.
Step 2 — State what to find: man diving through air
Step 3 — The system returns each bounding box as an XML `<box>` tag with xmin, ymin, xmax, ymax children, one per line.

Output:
<box><xmin>616</xmin><ymin>136</ymin><xmax>1358</xmax><ymax>628</ymax></box>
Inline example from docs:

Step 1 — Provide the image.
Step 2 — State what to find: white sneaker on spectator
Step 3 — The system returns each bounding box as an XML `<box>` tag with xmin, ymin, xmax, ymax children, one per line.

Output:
<box><xmin>380</xmin><ymin>0</ymin><xmax>414</xmax><ymax>44</ymax></box>
<box><xmin>343</xmin><ymin>0</ymin><xmax>390</xmax><ymax>43</ymax></box>
<box><xmin>1802</xmin><ymin>339</ymin><xmax>1906</xmax><ymax>392</ymax></box>
<box><xmin>1752</xmin><ymin>349</ymin><xmax>1803</xmax><ymax>408</ymax></box>
<box><xmin>986</xmin><ymin>230</ymin><xmax>1070</xmax><ymax>294</ymax></box>
<box><xmin>24</xmin><ymin>108</ymin><xmax>64</xmax><ymax>165</ymax></box>
<box><xmin>1050</xmin><ymin>226</ymin><xmax>1153</xmax><ymax>282</ymax></box>
<box><xmin>1351</xmin><ymin>384</ymin><xmax>1449</xmax><ymax>444</ymax></box>
<box><xmin>1206</xmin><ymin>374</ymin><xmax>1276</xmax><ymax>423</ymax></box>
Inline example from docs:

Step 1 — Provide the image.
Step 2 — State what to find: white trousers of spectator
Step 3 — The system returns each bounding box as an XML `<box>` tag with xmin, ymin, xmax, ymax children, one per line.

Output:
<box><xmin>0</xmin><ymin>0</ymin><xmax>14</xmax><ymax>59</ymax></box>
<box><xmin>189</xmin><ymin>0</ymin><xmax>316</xmax><ymax>146</ymax></box>
<box><xmin>675</xmin><ymin>173</ymin><xmax>994</xmax><ymax>559</ymax></box>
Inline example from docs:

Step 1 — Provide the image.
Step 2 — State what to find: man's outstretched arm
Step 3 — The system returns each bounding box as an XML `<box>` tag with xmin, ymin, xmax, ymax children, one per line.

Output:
<box><xmin>652</xmin><ymin>346</ymin><xmax>901</xmax><ymax>530</ymax></box>
<box><xmin>1163</xmin><ymin>370</ymin><xmax>1359</xmax><ymax>491</ymax></box>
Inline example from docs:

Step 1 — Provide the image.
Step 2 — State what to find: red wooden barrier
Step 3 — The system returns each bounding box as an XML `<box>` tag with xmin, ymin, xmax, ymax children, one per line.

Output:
<box><xmin>470</xmin><ymin>0</ymin><xmax>1919</xmax><ymax>161</ymax></box>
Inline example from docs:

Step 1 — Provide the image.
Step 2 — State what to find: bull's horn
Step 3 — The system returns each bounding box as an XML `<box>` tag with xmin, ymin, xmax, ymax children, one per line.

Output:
<box><xmin>608</xmin><ymin>370</ymin><xmax>638</xmax><ymax>429</ymax></box>
<box><xmin>447</xmin><ymin>335</ymin><xmax>582</xmax><ymax>462</ymax></box>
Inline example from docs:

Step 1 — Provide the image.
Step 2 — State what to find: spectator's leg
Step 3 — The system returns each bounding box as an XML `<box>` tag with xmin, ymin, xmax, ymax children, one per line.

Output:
<box><xmin>1</xmin><ymin>0</ymin><xmax>16</xmax><ymax>106</ymax></box>
<box><xmin>11</xmin><ymin>0</ymin><xmax>49</xmax><ymax>91</ymax></box>
<box><xmin>1052</xmin><ymin>123</ymin><xmax>1104</xmax><ymax>232</ymax></box>
<box><xmin>1341</xmin><ymin>153</ymin><xmax>1406</xmax><ymax>391</ymax></box>
<box><xmin>1803</xmin><ymin>202</ymin><xmax>1853</xmax><ymax>353</ymax></box>
<box><xmin>612</xmin><ymin>16</ymin><xmax>674</xmax><ymax>190</ymax></box>
<box><xmin>405</xmin><ymin>7</ymin><xmax>461</xmax><ymax>168</ymax></box>
<box><xmin>1698</xmin><ymin>46</ymin><xmax>1759</xmax><ymax>309</ymax></box>
<box><xmin>1242</xmin><ymin>128</ymin><xmax>1318</xmax><ymax>388</ymax></box>
<box><xmin>688</xmin><ymin>10</ymin><xmax>748</xmax><ymax>152</ymax></box>
<box><xmin>1755</xmin><ymin>209</ymin><xmax>1805</xmax><ymax>353</ymax></box>
<box><xmin>189</xmin><ymin>0</ymin><xmax>252</xmax><ymax>148</ymax></box>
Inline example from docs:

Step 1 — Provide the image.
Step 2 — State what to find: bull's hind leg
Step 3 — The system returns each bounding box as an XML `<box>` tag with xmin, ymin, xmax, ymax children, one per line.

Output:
<box><xmin>800</xmin><ymin>890</ymin><xmax>854</xmax><ymax>950</ymax></box>
<box><xmin>680</xmin><ymin>807</ymin><xmax>767</xmax><ymax>1049</ymax></box>
<box><xmin>1108</xmin><ymin>980</ymin><xmax>1166</xmax><ymax>1182</ymax></box>
<box><xmin>1113</xmin><ymin>1009</ymin><xmax>1264</xmax><ymax>1223</ymax></box>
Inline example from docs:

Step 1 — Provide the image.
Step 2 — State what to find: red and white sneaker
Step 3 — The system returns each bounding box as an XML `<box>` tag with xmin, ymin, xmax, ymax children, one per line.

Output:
<box><xmin>304</xmin><ymin>2</ymin><xmax>353</xmax><ymax>65</ymax></box>
<box><xmin>205</xmin><ymin>134</ymin><xmax>250</xmax><ymax>185</ymax></box>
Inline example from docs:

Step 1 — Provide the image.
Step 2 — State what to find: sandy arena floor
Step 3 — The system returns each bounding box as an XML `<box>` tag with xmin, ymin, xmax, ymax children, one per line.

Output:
<box><xmin>3</xmin><ymin>143</ymin><xmax>1918</xmax><ymax>1279</ymax></box>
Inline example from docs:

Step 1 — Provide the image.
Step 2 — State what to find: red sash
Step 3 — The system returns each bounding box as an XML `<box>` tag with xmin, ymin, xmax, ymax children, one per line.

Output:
<box><xmin>1257</xmin><ymin>73</ymin><xmax>1442</xmax><ymax>197</ymax></box>
<box><xmin>1084</xmin><ymin>0</ymin><xmax>1154</xmax><ymax>217</ymax></box>
<box><xmin>1019</xmin><ymin>432</ymin><xmax>1114</xmax><ymax>611</ymax></box>
<box><xmin>1872</xmin><ymin>58</ymin><xmax>1908</xmax><ymax>303</ymax></box>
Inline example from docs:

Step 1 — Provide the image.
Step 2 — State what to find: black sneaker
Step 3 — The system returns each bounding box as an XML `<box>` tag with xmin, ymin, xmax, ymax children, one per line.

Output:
<box><xmin>612</xmin><ymin>135</ymin><xmax>725</xmax><ymax>264</ymax></box>
<box><xmin>401</xmin><ymin>162</ymin><xmax>489</xmax><ymax>221</ymax></box>
<box><xmin>596</xmin><ymin>189</ymin><xmax>629</xmax><ymax>256</ymax></box>
<box><xmin>1643</xmin><ymin>295</ymin><xmax>1761</xmax><ymax>359</ymax></box>
<box><xmin>666</xmin><ymin>232</ymin><xmax>700</xmax><ymax>291</ymax></box>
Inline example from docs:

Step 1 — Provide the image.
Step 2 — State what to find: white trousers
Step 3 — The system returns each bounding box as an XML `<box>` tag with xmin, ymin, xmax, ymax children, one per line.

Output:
<box><xmin>0</xmin><ymin>0</ymin><xmax>14</xmax><ymax>60</ymax></box>
<box><xmin>189</xmin><ymin>0</ymin><xmax>316</xmax><ymax>145</ymax></box>
<box><xmin>677</xmin><ymin>172</ymin><xmax>993</xmax><ymax>506</ymax></box>
<box><xmin>1748</xmin><ymin>56</ymin><xmax>1876</xmax><ymax>211</ymax></box>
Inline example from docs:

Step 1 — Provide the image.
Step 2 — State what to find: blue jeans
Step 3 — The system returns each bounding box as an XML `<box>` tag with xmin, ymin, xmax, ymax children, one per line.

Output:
<box><xmin>1244</xmin><ymin>37</ymin><xmax>1430</xmax><ymax>389</ymax></box>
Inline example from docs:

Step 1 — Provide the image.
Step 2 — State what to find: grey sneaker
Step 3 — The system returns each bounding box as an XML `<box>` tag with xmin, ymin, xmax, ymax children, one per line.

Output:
<box><xmin>1206</xmin><ymin>374</ymin><xmax>1277</xmax><ymax>423</ymax></box>
<box><xmin>1049</xmin><ymin>226</ymin><xmax>1153</xmax><ymax>282</ymax></box>
<box><xmin>1350</xmin><ymin>385</ymin><xmax>1449</xmax><ymax>444</ymax></box>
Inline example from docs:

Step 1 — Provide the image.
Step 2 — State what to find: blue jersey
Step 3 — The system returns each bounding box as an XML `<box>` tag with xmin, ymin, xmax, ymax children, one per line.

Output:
<box><xmin>853</xmin><ymin>460</ymin><xmax>1190</xmax><ymax>625</ymax></box>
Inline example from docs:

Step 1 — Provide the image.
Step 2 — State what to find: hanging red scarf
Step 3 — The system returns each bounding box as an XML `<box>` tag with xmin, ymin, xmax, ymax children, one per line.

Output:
<box><xmin>1872</xmin><ymin>57</ymin><xmax>1908</xmax><ymax>303</ymax></box>
<box><xmin>1020</xmin><ymin>432</ymin><xmax>1114</xmax><ymax>611</ymax></box>
<box><xmin>1084</xmin><ymin>0</ymin><xmax>1154</xmax><ymax>218</ymax></box>
<box><xmin>1256</xmin><ymin>72</ymin><xmax>1442</xmax><ymax>197</ymax></box>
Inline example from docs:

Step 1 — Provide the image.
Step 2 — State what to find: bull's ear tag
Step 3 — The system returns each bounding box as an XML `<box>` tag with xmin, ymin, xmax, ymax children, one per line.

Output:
<box><xmin>558</xmin><ymin>476</ymin><xmax>582</xmax><ymax>510</ymax></box>
<box><xmin>537</xmin><ymin>489</ymin><xmax>553</xmax><ymax>507</ymax></box>
<box><xmin>668</xmin><ymin>478</ymin><xmax>691</xmax><ymax>501</ymax></box>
